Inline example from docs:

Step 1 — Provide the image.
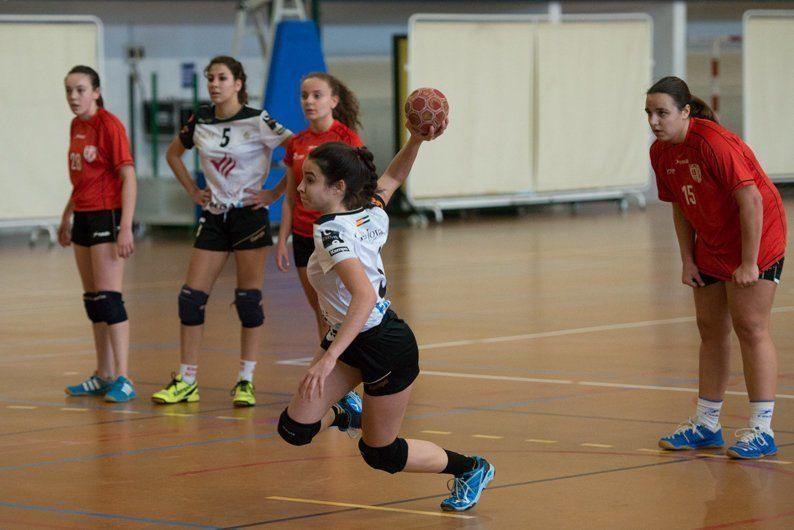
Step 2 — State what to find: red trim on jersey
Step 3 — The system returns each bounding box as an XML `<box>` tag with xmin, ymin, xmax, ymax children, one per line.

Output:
<box><xmin>650</xmin><ymin>118</ymin><xmax>787</xmax><ymax>280</ymax></box>
<box><xmin>284</xmin><ymin>120</ymin><xmax>363</xmax><ymax>237</ymax></box>
<box><xmin>68</xmin><ymin>108</ymin><xmax>134</xmax><ymax>212</ymax></box>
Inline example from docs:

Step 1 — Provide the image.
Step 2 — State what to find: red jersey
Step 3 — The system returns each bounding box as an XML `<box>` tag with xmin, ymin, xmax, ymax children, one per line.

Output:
<box><xmin>651</xmin><ymin>117</ymin><xmax>786</xmax><ymax>280</ymax></box>
<box><xmin>284</xmin><ymin>120</ymin><xmax>363</xmax><ymax>237</ymax></box>
<box><xmin>68</xmin><ymin>108</ymin><xmax>134</xmax><ymax>212</ymax></box>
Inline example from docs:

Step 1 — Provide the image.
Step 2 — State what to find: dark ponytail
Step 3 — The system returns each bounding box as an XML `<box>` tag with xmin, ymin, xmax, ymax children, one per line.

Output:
<box><xmin>67</xmin><ymin>65</ymin><xmax>104</xmax><ymax>108</ymax></box>
<box><xmin>307</xmin><ymin>142</ymin><xmax>378</xmax><ymax>209</ymax></box>
<box><xmin>303</xmin><ymin>72</ymin><xmax>362</xmax><ymax>131</ymax></box>
<box><xmin>205</xmin><ymin>56</ymin><xmax>248</xmax><ymax>104</ymax></box>
<box><xmin>647</xmin><ymin>76</ymin><xmax>718</xmax><ymax>123</ymax></box>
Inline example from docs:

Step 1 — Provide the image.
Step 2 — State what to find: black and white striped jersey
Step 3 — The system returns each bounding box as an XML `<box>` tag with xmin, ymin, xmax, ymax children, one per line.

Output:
<box><xmin>180</xmin><ymin>105</ymin><xmax>292</xmax><ymax>214</ymax></box>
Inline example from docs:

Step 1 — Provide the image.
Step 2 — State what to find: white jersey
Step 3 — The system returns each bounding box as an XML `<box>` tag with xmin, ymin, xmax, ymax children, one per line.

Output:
<box><xmin>307</xmin><ymin>202</ymin><xmax>391</xmax><ymax>336</ymax></box>
<box><xmin>179</xmin><ymin>105</ymin><xmax>292</xmax><ymax>214</ymax></box>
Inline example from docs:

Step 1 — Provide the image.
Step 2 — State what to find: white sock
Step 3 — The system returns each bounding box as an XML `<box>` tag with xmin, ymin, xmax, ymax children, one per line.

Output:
<box><xmin>749</xmin><ymin>401</ymin><xmax>774</xmax><ymax>433</ymax></box>
<box><xmin>239</xmin><ymin>360</ymin><xmax>256</xmax><ymax>382</ymax></box>
<box><xmin>180</xmin><ymin>364</ymin><xmax>198</xmax><ymax>385</ymax></box>
<box><xmin>695</xmin><ymin>397</ymin><xmax>722</xmax><ymax>432</ymax></box>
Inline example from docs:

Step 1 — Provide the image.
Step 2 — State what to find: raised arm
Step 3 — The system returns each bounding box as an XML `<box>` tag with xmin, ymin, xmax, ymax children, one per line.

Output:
<box><xmin>166</xmin><ymin>136</ymin><xmax>209</xmax><ymax>206</ymax></box>
<box><xmin>376</xmin><ymin>120</ymin><xmax>447</xmax><ymax>207</ymax></box>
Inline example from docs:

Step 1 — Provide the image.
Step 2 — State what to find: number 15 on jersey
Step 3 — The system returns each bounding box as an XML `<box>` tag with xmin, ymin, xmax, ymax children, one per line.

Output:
<box><xmin>681</xmin><ymin>184</ymin><xmax>696</xmax><ymax>206</ymax></box>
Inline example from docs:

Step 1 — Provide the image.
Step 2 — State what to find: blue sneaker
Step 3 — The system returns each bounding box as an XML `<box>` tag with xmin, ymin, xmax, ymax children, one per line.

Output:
<box><xmin>104</xmin><ymin>376</ymin><xmax>136</xmax><ymax>403</ymax></box>
<box><xmin>65</xmin><ymin>373</ymin><xmax>112</xmax><ymax>396</ymax></box>
<box><xmin>727</xmin><ymin>427</ymin><xmax>777</xmax><ymax>459</ymax></box>
<box><xmin>440</xmin><ymin>456</ymin><xmax>495</xmax><ymax>512</ymax></box>
<box><xmin>659</xmin><ymin>418</ymin><xmax>724</xmax><ymax>450</ymax></box>
<box><xmin>334</xmin><ymin>391</ymin><xmax>362</xmax><ymax>439</ymax></box>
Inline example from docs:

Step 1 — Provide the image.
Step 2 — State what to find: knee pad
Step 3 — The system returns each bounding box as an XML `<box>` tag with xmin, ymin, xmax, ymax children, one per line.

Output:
<box><xmin>83</xmin><ymin>292</ymin><xmax>103</xmax><ymax>323</ymax></box>
<box><xmin>234</xmin><ymin>288</ymin><xmax>264</xmax><ymax>328</ymax></box>
<box><xmin>178</xmin><ymin>285</ymin><xmax>209</xmax><ymax>326</ymax></box>
<box><xmin>358</xmin><ymin>438</ymin><xmax>408</xmax><ymax>474</ymax></box>
<box><xmin>277</xmin><ymin>409</ymin><xmax>321</xmax><ymax>446</ymax></box>
<box><xmin>95</xmin><ymin>291</ymin><xmax>128</xmax><ymax>325</ymax></box>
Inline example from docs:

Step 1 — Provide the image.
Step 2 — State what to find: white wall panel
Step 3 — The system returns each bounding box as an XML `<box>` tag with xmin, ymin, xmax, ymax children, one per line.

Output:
<box><xmin>0</xmin><ymin>17</ymin><xmax>101</xmax><ymax>221</ymax></box>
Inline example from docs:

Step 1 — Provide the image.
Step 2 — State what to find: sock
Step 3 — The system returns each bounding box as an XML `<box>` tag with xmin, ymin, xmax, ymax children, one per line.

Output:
<box><xmin>239</xmin><ymin>360</ymin><xmax>257</xmax><ymax>382</ymax></box>
<box><xmin>331</xmin><ymin>404</ymin><xmax>349</xmax><ymax>429</ymax></box>
<box><xmin>749</xmin><ymin>401</ymin><xmax>774</xmax><ymax>433</ymax></box>
<box><xmin>180</xmin><ymin>364</ymin><xmax>198</xmax><ymax>385</ymax></box>
<box><xmin>441</xmin><ymin>450</ymin><xmax>477</xmax><ymax>476</ymax></box>
<box><xmin>695</xmin><ymin>397</ymin><xmax>722</xmax><ymax>432</ymax></box>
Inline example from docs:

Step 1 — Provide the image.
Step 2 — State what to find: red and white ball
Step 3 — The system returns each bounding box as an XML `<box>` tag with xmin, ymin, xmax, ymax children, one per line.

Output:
<box><xmin>404</xmin><ymin>87</ymin><xmax>449</xmax><ymax>134</ymax></box>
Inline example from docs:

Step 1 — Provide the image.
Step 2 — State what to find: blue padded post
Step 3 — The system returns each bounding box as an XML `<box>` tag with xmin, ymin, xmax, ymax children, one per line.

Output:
<box><xmin>263</xmin><ymin>20</ymin><xmax>327</xmax><ymax>223</ymax></box>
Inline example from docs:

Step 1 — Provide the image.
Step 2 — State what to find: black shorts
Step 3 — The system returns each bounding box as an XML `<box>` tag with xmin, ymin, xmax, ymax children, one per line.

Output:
<box><xmin>322</xmin><ymin>310</ymin><xmax>420</xmax><ymax>396</ymax></box>
<box><xmin>71</xmin><ymin>209</ymin><xmax>121</xmax><ymax>247</ymax></box>
<box><xmin>194</xmin><ymin>206</ymin><xmax>273</xmax><ymax>251</ymax></box>
<box><xmin>292</xmin><ymin>233</ymin><xmax>315</xmax><ymax>268</ymax></box>
<box><xmin>700</xmin><ymin>257</ymin><xmax>784</xmax><ymax>286</ymax></box>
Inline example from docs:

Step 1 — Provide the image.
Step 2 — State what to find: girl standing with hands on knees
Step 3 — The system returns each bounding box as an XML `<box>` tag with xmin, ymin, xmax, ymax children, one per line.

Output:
<box><xmin>648</xmin><ymin>76</ymin><xmax>786</xmax><ymax>459</ymax></box>
<box><xmin>276</xmin><ymin>121</ymin><xmax>495</xmax><ymax>513</ymax></box>
<box><xmin>276</xmin><ymin>73</ymin><xmax>364</xmax><ymax>340</ymax></box>
<box><xmin>61</xmin><ymin>65</ymin><xmax>138</xmax><ymax>403</ymax></box>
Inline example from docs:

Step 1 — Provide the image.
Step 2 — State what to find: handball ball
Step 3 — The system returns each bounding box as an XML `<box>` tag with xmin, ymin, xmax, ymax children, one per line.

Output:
<box><xmin>405</xmin><ymin>88</ymin><xmax>449</xmax><ymax>134</ymax></box>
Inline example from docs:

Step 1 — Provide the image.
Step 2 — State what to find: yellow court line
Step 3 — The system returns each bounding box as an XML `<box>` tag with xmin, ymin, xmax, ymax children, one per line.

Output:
<box><xmin>761</xmin><ymin>460</ymin><xmax>792</xmax><ymax>465</ymax></box>
<box><xmin>696</xmin><ymin>453</ymin><xmax>728</xmax><ymax>459</ymax></box>
<box><xmin>266</xmin><ymin>496</ymin><xmax>475</xmax><ymax>519</ymax></box>
<box><xmin>60</xmin><ymin>407</ymin><xmax>89</xmax><ymax>412</ymax></box>
<box><xmin>636</xmin><ymin>448</ymin><xmax>667</xmax><ymax>454</ymax></box>
<box><xmin>472</xmin><ymin>434</ymin><xmax>503</xmax><ymax>440</ymax></box>
<box><xmin>581</xmin><ymin>443</ymin><xmax>613</xmax><ymax>448</ymax></box>
<box><xmin>161</xmin><ymin>412</ymin><xmax>193</xmax><ymax>417</ymax></box>
<box><xmin>421</xmin><ymin>430</ymin><xmax>451</xmax><ymax>435</ymax></box>
<box><xmin>526</xmin><ymin>439</ymin><xmax>557</xmax><ymax>444</ymax></box>
<box><xmin>216</xmin><ymin>416</ymin><xmax>245</xmax><ymax>421</ymax></box>
<box><xmin>7</xmin><ymin>405</ymin><xmax>37</xmax><ymax>410</ymax></box>
<box><xmin>111</xmin><ymin>410</ymin><xmax>140</xmax><ymax>414</ymax></box>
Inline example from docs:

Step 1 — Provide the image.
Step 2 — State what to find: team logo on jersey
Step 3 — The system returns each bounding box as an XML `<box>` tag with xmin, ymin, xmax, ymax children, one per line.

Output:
<box><xmin>262</xmin><ymin>112</ymin><xmax>287</xmax><ymax>135</ymax></box>
<box><xmin>321</xmin><ymin>229</ymin><xmax>344</xmax><ymax>248</ymax></box>
<box><xmin>689</xmin><ymin>164</ymin><xmax>702</xmax><ymax>183</ymax></box>
<box><xmin>329</xmin><ymin>246</ymin><xmax>349</xmax><ymax>256</ymax></box>
<box><xmin>355</xmin><ymin>215</ymin><xmax>370</xmax><ymax>227</ymax></box>
<box><xmin>83</xmin><ymin>145</ymin><xmax>98</xmax><ymax>163</ymax></box>
<box><xmin>210</xmin><ymin>153</ymin><xmax>237</xmax><ymax>178</ymax></box>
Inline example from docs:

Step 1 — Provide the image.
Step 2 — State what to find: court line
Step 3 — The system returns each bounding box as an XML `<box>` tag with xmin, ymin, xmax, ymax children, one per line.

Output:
<box><xmin>236</xmin><ymin>457</ymin><xmax>695</xmax><ymax>527</ymax></box>
<box><xmin>266</xmin><ymin>496</ymin><xmax>474</xmax><ymax>519</ymax></box>
<box><xmin>694</xmin><ymin>509</ymin><xmax>794</xmax><ymax>529</ymax></box>
<box><xmin>0</xmin><ymin>501</ymin><xmax>218</xmax><ymax>529</ymax></box>
<box><xmin>419</xmin><ymin>305</ymin><xmax>794</xmax><ymax>350</ymax></box>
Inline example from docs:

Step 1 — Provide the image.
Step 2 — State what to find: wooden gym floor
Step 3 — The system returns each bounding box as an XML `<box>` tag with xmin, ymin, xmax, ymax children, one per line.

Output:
<box><xmin>0</xmin><ymin>197</ymin><xmax>792</xmax><ymax>529</ymax></box>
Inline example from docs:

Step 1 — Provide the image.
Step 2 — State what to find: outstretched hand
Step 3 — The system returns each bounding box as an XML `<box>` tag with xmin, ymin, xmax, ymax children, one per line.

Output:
<box><xmin>406</xmin><ymin>117</ymin><xmax>449</xmax><ymax>142</ymax></box>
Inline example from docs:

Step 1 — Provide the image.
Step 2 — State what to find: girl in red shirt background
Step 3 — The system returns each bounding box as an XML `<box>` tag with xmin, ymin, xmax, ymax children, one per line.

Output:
<box><xmin>60</xmin><ymin>65</ymin><xmax>138</xmax><ymax>403</ymax></box>
<box><xmin>647</xmin><ymin>76</ymin><xmax>786</xmax><ymax>459</ymax></box>
<box><xmin>276</xmin><ymin>73</ymin><xmax>364</xmax><ymax>340</ymax></box>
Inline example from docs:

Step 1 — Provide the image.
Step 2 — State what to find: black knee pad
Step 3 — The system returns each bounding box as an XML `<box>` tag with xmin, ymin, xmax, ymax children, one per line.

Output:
<box><xmin>95</xmin><ymin>291</ymin><xmax>128</xmax><ymax>325</ymax></box>
<box><xmin>83</xmin><ymin>292</ymin><xmax>103</xmax><ymax>323</ymax></box>
<box><xmin>277</xmin><ymin>409</ymin><xmax>321</xmax><ymax>446</ymax></box>
<box><xmin>234</xmin><ymin>288</ymin><xmax>264</xmax><ymax>328</ymax></box>
<box><xmin>358</xmin><ymin>438</ymin><xmax>408</xmax><ymax>474</ymax></box>
<box><xmin>178</xmin><ymin>285</ymin><xmax>209</xmax><ymax>326</ymax></box>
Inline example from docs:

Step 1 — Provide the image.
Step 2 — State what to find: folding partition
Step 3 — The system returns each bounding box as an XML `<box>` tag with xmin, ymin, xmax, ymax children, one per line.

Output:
<box><xmin>406</xmin><ymin>14</ymin><xmax>652</xmax><ymax>218</ymax></box>
<box><xmin>0</xmin><ymin>16</ymin><xmax>103</xmax><ymax>227</ymax></box>
<box><xmin>743</xmin><ymin>11</ymin><xmax>794</xmax><ymax>180</ymax></box>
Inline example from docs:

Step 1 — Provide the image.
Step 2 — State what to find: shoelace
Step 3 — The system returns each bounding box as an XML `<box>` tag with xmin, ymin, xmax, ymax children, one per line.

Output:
<box><xmin>166</xmin><ymin>372</ymin><xmax>181</xmax><ymax>391</ymax></box>
<box><xmin>446</xmin><ymin>475</ymin><xmax>474</xmax><ymax>502</ymax></box>
<box><xmin>733</xmin><ymin>428</ymin><xmax>767</xmax><ymax>447</ymax></box>
<box><xmin>672</xmin><ymin>417</ymin><xmax>703</xmax><ymax>438</ymax></box>
<box><xmin>231</xmin><ymin>381</ymin><xmax>252</xmax><ymax>396</ymax></box>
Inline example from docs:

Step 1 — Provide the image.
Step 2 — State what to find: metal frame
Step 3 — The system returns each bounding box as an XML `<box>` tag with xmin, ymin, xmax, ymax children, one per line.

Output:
<box><xmin>742</xmin><ymin>10</ymin><xmax>794</xmax><ymax>183</ymax></box>
<box><xmin>405</xmin><ymin>13</ymin><xmax>653</xmax><ymax>220</ymax></box>
<box><xmin>0</xmin><ymin>15</ymin><xmax>104</xmax><ymax>244</ymax></box>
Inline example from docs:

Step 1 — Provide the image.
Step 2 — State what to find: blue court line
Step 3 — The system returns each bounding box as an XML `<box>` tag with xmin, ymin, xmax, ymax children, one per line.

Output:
<box><xmin>0</xmin><ymin>501</ymin><xmax>219</xmax><ymax>529</ymax></box>
<box><xmin>0</xmin><ymin>431</ymin><xmax>280</xmax><ymax>473</ymax></box>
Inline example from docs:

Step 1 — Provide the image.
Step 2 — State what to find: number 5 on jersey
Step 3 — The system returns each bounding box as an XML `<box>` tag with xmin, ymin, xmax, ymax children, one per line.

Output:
<box><xmin>220</xmin><ymin>127</ymin><xmax>230</xmax><ymax>147</ymax></box>
<box><xmin>681</xmin><ymin>184</ymin><xmax>696</xmax><ymax>205</ymax></box>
